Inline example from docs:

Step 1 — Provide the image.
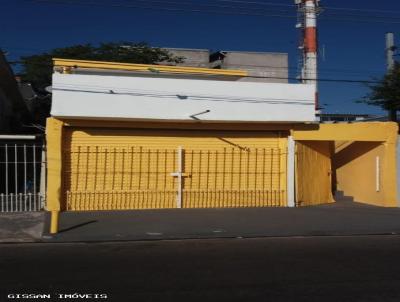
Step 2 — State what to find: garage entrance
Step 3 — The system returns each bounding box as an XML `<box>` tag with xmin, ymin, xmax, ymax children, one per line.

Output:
<box><xmin>62</xmin><ymin>128</ymin><xmax>288</xmax><ymax>210</ymax></box>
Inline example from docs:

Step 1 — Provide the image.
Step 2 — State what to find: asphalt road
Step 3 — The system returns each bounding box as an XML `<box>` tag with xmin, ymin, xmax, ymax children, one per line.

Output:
<box><xmin>1</xmin><ymin>235</ymin><xmax>400</xmax><ymax>301</ymax></box>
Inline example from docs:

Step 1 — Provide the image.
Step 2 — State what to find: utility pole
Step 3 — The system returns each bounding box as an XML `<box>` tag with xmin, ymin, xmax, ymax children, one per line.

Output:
<box><xmin>296</xmin><ymin>0</ymin><xmax>320</xmax><ymax>111</ymax></box>
<box><xmin>386</xmin><ymin>32</ymin><xmax>397</xmax><ymax>121</ymax></box>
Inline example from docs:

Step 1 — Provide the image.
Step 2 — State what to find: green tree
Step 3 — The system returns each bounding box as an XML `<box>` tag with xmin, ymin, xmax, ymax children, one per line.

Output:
<box><xmin>360</xmin><ymin>61</ymin><xmax>400</xmax><ymax>121</ymax></box>
<box><xmin>19</xmin><ymin>42</ymin><xmax>184</xmax><ymax>93</ymax></box>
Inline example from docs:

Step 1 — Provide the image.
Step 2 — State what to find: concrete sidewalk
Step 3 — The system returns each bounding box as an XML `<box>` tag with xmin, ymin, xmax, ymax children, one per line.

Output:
<box><xmin>0</xmin><ymin>212</ymin><xmax>44</xmax><ymax>242</ymax></box>
<box><xmin>41</xmin><ymin>201</ymin><xmax>400</xmax><ymax>242</ymax></box>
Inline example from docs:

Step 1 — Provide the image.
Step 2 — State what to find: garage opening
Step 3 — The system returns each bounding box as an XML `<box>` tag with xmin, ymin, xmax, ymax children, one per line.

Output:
<box><xmin>295</xmin><ymin>139</ymin><xmax>395</xmax><ymax>207</ymax></box>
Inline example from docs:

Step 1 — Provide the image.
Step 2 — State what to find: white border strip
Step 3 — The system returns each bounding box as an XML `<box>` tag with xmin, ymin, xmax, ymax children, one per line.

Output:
<box><xmin>376</xmin><ymin>156</ymin><xmax>380</xmax><ymax>192</ymax></box>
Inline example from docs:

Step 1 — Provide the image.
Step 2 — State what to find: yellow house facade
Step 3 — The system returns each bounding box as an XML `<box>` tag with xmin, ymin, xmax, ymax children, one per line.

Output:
<box><xmin>46</xmin><ymin>59</ymin><xmax>399</xmax><ymax>233</ymax></box>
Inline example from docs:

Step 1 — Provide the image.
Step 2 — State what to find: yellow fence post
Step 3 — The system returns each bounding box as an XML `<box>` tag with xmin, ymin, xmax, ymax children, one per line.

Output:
<box><xmin>46</xmin><ymin>118</ymin><xmax>64</xmax><ymax>234</ymax></box>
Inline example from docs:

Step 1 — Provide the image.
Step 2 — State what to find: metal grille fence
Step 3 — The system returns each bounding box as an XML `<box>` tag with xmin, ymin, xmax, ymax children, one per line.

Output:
<box><xmin>0</xmin><ymin>138</ymin><xmax>46</xmax><ymax>212</ymax></box>
<box><xmin>63</xmin><ymin>145</ymin><xmax>286</xmax><ymax>210</ymax></box>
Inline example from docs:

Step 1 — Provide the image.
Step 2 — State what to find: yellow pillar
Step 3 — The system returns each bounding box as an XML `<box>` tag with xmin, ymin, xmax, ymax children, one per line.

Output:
<box><xmin>50</xmin><ymin>211</ymin><xmax>60</xmax><ymax>234</ymax></box>
<box><xmin>46</xmin><ymin>118</ymin><xmax>64</xmax><ymax>234</ymax></box>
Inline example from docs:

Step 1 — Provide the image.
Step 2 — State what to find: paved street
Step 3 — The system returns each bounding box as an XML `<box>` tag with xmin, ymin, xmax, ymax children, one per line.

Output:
<box><xmin>1</xmin><ymin>235</ymin><xmax>400</xmax><ymax>301</ymax></box>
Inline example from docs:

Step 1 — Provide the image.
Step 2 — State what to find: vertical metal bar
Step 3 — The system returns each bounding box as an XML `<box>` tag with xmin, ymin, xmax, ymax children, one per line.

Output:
<box><xmin>94</xmin><ymin>146</ymin><xmax>99</xmax><ymax>191</ymax></box>
<box><xmin>112</xmin><ymin>148</ymin><xmax>116</xmax><ymax>190</ymax></box>
<box><xmin>222</xmin><ymin>148</ymin><xmax>226</xmax><ymax>189</ymax></box>
<box><xmin>198</xmin><ymin>150</ymin><xmax>202</xmax><ymax>190</ymax></box>
<box><xmin>206</xmin><ymin>150</ymin><xmax>210</xmax><ymax>190</ymax></box>
<box><xmin>254</xmin><ymin>148</ymin><xmax>258</xmax><ymax>190</ymax></box>
<box><xmin>85</xmin><ymin>146</ymin><xmax>90</xmax><ymax>191</ymax></box>
<box><xmin>155</xmin><ymin>149</ymin><xmax>159</xmax><ymax>190</ymax></box>
<box><xmin>278</xmin><ymin>148</ymin><xmax>281</xmax><ymax>203</ymax></box>
<box><xmin>5</xmin><ymin>144</ymin><xmax>8</xmax><ymax>196</ymax></box>
<box><xmin>222</xmin><ymin>148</ymin><xmax>226</xmax><ymax>207</ymax></box>
<box><xmin>130</xmin><ymin>147</ymin><xmax>134</xmax><ymax>191</ymax></box>
<box><xmin>76</xmin><ymin>146</ymin><xmax>80</xmax><ymax>191</ymax></box>
<box><xmin>176</xmin><ymin>146</ymin><xmax>183</xmax><ymax>208</ymax></box>
<box><xmin>40</xmin><ymin>144</ymin><xmax>47</xmax><ymax>209</ymax></box>
<box><xmin>24</xmin><ymin>189</ymin><xmax>27</xmax><ymax>211</ymax></box>
<box><xmin>246</xmin><ymin>148</ymin><xmax>250</xmax><ymax>191</ymax></box>
<box><xmin>190</xmin><ymin>150</ymin><xmax>194</xmax><ymax>190</ymax></box>
<box><xmin>214</xmin><ymin>150</ymin><xmax>218</xmax><ymax>191</ymax></box>
<box><xmin>270</xmin><ymin>149</ymin><xmax>274</xmax><ymax>192</ymax></box>
<box><xmin>163</xmin><ymin>149</ymin><xmax>167</xmax><ymax>190</ymax></box>
<box><xmin>1</xmin><ymin>193</ymin><xmax>3</xmax><ymax>212</ymax></box>
<box><xmin>28</xmin><ymin>193</ymin><xmax>32</xmax><ymax>211</ymax></box>
<box><xmin>138</xmin><ymin>146</ymin><xmax>142</xmax><ymax>190</ymax></box>
<box><xmin>230</xmin><ymin>148</ymin><xmax>234</xmax><ymax>190</ymax></box>
<box><xmin>147</xmin><ymin>149</ymin><xmax>151</xmax><ymax>190</ymax></box>
<box><xmin>103</xmin><ymin>148</ymin><xmax>107</xmax><ymax>191</ymax></box>
<box><xmin>34</xmin><ymin>192</ymin><xmax>37</xmax><ymax>211</ymax></box>
<box><xmin>33</xmin><ymin>145</ymin><xmax>37</xmax><ymax>208</ymax></box>
<box><xmin>24</xmin><ymin>145</ymin><xmax>27</xmax><ymax>196</ymax></box>
<box><xmin>14</xmin><ymin>144</ymin><xmax>18</xmax><ymax>194</ymax></box>
<box><xmin>238</xmin><ymin>148</ymin><xmax>242</xmax><ymax>190</ymax></box>
<box><xmin>262</xmin><ymin>149</ymin><xmax>266</xmax><ymax>190</ymax></box>
<box><xmin>121</xmin><ymin>148</ymin><xmax>126</xmax><ymax>190</ymax></box>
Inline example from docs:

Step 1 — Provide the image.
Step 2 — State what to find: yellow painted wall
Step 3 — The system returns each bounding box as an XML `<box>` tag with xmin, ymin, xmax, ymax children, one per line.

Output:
<box><xmin>333</xmin><ymin>141</ymin><xmax>397</xmax><ymax>207</ymax></box>
<box><xmin>296</xmin><ymin>141</ymin><xmax>334</xmax><ymax>206</ymax></box>
<box><xmin>292</xmin><ymin>122</ymin><xmax>398</xmax><ymax>142</ymax></box>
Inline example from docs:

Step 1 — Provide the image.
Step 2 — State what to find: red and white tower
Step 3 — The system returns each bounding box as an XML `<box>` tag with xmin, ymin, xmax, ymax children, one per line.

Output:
<box><xmin>296</xmin><ymin>0</ymin><xmax>320</xmax><ymax>110</ymax></box>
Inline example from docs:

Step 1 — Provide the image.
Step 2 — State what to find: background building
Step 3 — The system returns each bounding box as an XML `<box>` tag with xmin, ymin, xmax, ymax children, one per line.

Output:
<box><xmin>164</xmin><ymin>48</ymin><xmax>289</xmax><ymax>83</ymax></box>
<box><xmin>164</xmin><ymin>48</ymin><xmax>210</xmax><ymax>68</ymax></box>
<box><xmin>210</xmin><ymin>51</ymin><xmax>288</xmax><ymax>83</ymax></box>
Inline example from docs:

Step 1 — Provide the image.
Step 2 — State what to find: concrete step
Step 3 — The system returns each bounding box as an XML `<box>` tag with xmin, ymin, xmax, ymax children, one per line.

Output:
<box><xmin>334</xmin><ymin>190</ymin><xmax>354</xmax><ymax>202</ymax></box>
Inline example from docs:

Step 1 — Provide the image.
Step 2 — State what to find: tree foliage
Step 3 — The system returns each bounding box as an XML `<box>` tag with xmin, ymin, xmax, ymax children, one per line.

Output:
<box><xmin>19</xmin><ymin>42</ymin><xmax>184</xmax><ymax>93</ymax></box>
<box><xmin>360</xmin><ymin>62</ymin><xmax>400</xmax><ymax>113</ymax></box>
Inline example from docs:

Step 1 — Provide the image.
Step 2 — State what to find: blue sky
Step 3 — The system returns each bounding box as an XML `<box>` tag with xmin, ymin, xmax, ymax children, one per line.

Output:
<box><xmin>2</xmin><ymin>0</ymin><xmax>400</xmax><ymax>115</ymax></box>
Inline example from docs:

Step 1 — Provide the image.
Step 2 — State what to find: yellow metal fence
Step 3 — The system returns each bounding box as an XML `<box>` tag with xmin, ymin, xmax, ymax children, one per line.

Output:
<box><xmin>63</xmin><ymin>146</ymin><xmax>287</xmax><ymax>210</ymax></box>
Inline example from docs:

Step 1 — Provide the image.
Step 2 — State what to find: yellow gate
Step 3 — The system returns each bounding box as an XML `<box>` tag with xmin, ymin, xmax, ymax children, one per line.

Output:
<box><xmin>62</xmin><ymin>128</ymin><xmax>287</xmax><ymax>210</ymax></box>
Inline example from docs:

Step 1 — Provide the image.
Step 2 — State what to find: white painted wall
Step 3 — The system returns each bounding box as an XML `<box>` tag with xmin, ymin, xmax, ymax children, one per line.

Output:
<box><xmin>51</xmin><ymin>73</ymin><xmax>316</xmax><ymax>122</ymax></box>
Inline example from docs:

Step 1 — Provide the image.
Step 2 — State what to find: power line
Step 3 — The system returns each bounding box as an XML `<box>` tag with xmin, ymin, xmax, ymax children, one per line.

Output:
<box><xmin>25</xmin><ymin>0</ymin><xmax>400</xmax><ymax>24</ymax></box>
<box><xmin>27</xmin><ymin>0</ymin><xmax>298</xmax><ymax>19</ymax></box>
<box><xmin>115</xmin><ymin>0</ymin><xmax>400</xmax><ymax>22</ymax></box>
<box><xmin>212</xmin><ymin>0</ymin><xmax>400</xmax><ymax>15</ymax></box>
<box><xmin>209</xmin><ymin>0</ymin><xmax>296</xmax><ymax>8</ymax></box>
<box><xmin>102</xmin><ymin>0</ymin><xmax>294</xmax><ymax>14</ymax></box>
